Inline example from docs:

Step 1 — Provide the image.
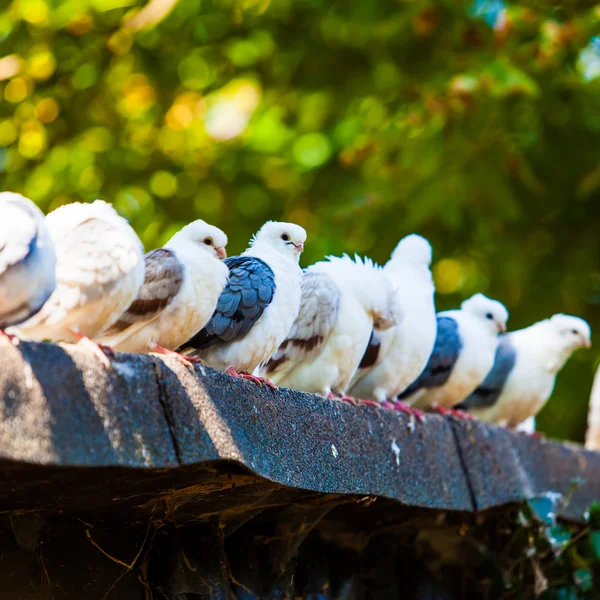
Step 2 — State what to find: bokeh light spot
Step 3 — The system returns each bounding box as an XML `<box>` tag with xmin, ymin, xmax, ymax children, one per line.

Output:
<box><xmin>35</xmin><ymin>98</ymin><xmax>59</xmax><ymax>123</ymax></box>
<box><xmin>5</xmin><ymin>77</ymin><xmax>32</xmax><ymax>103</ymax></box>
<box><xmin>292</xmin><ymin>133</ymin><xmax>332</xmax><ymax>168</ymax></box>
<box><xmin>433</xmin><ymin>258</ymin><xmax>466</xmax><ymax>294</ymax></box>
<box><xmin>150</xmin><ymin>171</ymin><xmax>178</xmax><ymax>198</ymax></box>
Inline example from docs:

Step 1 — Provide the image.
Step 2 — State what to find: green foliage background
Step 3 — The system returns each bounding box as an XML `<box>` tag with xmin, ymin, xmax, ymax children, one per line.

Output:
<box><xmin>1</xmin><ymin>0</ymin><xmax>599</xmax><ymax>441</ymax></box>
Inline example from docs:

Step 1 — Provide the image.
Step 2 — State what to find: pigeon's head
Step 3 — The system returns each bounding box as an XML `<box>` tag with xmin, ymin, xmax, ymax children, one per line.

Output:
<box><xmin>389</xmin><ymin>234</ymin><xmax>433</xmax><ymax>268</ymax></box>
<box><xmin>251</xmin><ymin>221</ymin><xmax>307</xmax><ymax>261</ymax></box>
<box><xmin>169</xmin><ymin>220</ymin><xmax>228</xmax><ymax>258</ymax></box>
<box><xmin>461</xmin><ymin>293</ymin><xmax>508</xmax><ymax>334</ymax></box>
<box><xmin>549</xmin><ymin>314</ymin><xmax>591</xmax><ymax>350</ymax></box>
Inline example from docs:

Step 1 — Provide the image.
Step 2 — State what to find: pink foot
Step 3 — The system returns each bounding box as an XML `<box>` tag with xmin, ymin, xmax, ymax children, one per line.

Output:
<box><xmin>337</xmin><ymin>393</ymin><xmax>360</xmax><ymax>406</ymax></box>
<box><xmin>0</xmin><ymin>330</ymin><xmax>18</xmax><ymax>344</ymax></box>
<box><xmin>150</xmin><ymin>344</ymin><xmax>202</xmax><ymax>368</ymax></box>
<box><xmin>69</xmin><ymin>329</ymin><xmax>112</xmax><ymax>368</ymax></box>
<box><xmin>327</xmin><ymin>391</ymin><xmax>337</xmax><ymax>401</ymax></box>
<box><xmin>358</xmin><ymin>399</ymin><xmax>380</xmax><ymax>408</ymax></box>
<box><xmin>393</xmin><ymin>401</ymin><xmax>424</xmax><ymax>422</ymax></box>
<box><xmin>226</xmin><ymin>367</ymin><xmax>277</xmax><ymax>390</ymax></box>
<box><xmin>435</xmin><ymin>406</ymin><xmax>473</xmax><ymax>420</ymax></box>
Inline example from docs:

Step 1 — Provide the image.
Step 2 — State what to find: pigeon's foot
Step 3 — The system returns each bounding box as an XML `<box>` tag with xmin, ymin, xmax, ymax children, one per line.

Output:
<box><xmin>435</xmin><ymin>406</ymin><xmax>473</xmax><ymax>420</ymax></box>
<box><xmin>337</xmin><ymin>393</ymin><xmax>360</xmax><ymax>406</ymax></box>
<box><xmin>0</xmin><ymin>330</ymin><xmax>18</xmax><ymax>344</ymax></box>
<box><xmin>393</xmin><ymin>401</ymin><xmax>424</xmax><ymax>422</ymax></box>
<box><xmin>69</xmin><ymin>329</ymin><xmax>112</xmax><ymax>368</ymax></box>
<box><xmin>149</xmin><ymin>344</ymin><xmax>202</xmax><ymax>368</ymax></box>
<box><xmin>327</xmin><ymin>391</ymin><xmax>337</xmax><ymax>401</ymax></box>
<box><xmin>358</xmin><ymin>399</ymin><xmax>380</xmax><ymax>408</ymax></box>
<box><xmin>517</xmin><ymin>429</ymin><xmax>544</xmax><ymax>439</ymax></box>
<box><xmin>226</xmin><ymin>367</ymin><xmax>278</xmax><ymax>390</ymax></box>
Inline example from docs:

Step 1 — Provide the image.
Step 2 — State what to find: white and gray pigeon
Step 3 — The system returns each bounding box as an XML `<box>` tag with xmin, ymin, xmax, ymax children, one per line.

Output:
<box><xmin>398</xmin><ymin>293</ymin><xmax>509</xmax><ymax>415</ymax></box>
<box><xmin>348</xmin><ymin>234</ymin><xmax>436</xmax><ymax>413</ymax></box>
<box><xmin>12</xmin><ymin>200</ymin><xmax>144</xmax><ymax>365</ymax></box>
<box><xmin>97</xmin><ymin>220</ymin><xmax>229</xmax><ymax>365</ymax></box>
<box><xmin>261</xmin><ymin>254</ymin><xmax>402</xmax><ymax>399</ymax></box>
<box><xmin>0</xmin><ymin>192</ymin><xmax>56</xmax><ymax>331</ymax></box>
<box><xmin>178</xmin><ymin>221</ymin><xmax>306</xmax><ymax>386</ymax></box>
<box><xmin>456</xmin><ymin>314</ymin><xmax>591</xmax><ymax>428</ymax></box>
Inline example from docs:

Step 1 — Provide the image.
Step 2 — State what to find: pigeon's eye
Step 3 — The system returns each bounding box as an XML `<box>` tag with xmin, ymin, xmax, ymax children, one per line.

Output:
<box><xmin>281</xmin><ymin>233</ymin><xmax>290</xmax><ymax>242</ymax></box>
<box><xmin>571</xmin><ymin>329</ymin><xmax>579</xmax><ymax>335</ymax></box>
<box><xmin>203</xmin><ymin>237</ymin><xmax>213</xmax><ymax>246</ymax></box>
<box><xmin>485</xmin><ymin>312</ymin><xmax>493</xmax><ymax>320</ymax></box>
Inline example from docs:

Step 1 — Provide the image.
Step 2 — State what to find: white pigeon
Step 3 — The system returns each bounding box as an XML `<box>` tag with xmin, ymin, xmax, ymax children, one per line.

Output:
<box><xmin>0</xmin><ymin>192</ymin><xmax>56</xmax><ymax>331</ymax></box>
<box><xmin>348</xmin><ymin>234</ymin><xmax>436</xmax><ymax>410</ymax></box>
<box><xmin>13</xmin><ymin>200</ymin><xmax>144</xmax><ymax>364</ymax></box>
<box><xmin>261</xmin><ymin>254</ymin><xmax>403</xmax><ymax>399</ymax></box>
<box><xmin>398</xmin><ymin>293</ymin><xmax>509</xmax><ymax>415</ymax></box>
<box><xmin>97</xmin><ymin>220</ymin><xmax>229</xmax><ymax>365</ymax></box>
<box><xmin>178</xmin><ymin>221</ymin><xmax>306</xmax><ymax>386</ymax></box>
<box><xmin>456</xmin><ymin>314</ymin><xmax>591</xmax><ymax>428</ymax></box>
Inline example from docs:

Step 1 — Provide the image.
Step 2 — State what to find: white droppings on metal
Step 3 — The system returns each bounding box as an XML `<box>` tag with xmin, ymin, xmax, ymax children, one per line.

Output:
<box><xmin>391</xmin><ymin>439</ymin><xmax>401</xmax><ymax>466</ymax></box>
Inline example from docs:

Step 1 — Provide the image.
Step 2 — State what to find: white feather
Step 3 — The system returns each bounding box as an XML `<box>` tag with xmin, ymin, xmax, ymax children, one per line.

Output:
<box><xmin>349</xmin><ymin>234</ymin><xmax>437</xmax><ymax>402</ymax></box>
<box><xmin>0</xmin><ymin>192</ymin><xmax>56</xmax><ymax>328</ymax></box>
<box><xmin>263</xmin><ymin>254</ymin><xmax>402</xmax><ymax>396</ymax></box>
<box><xmin>12</xmin><ymin>200</ymin><xmax>144</xmax><ymax>342</ymax></box>
<box><xmin>97</xmin><ymin>220</ymin><xmax>229</xmax><ymax>353</ymax></box>
<box><xmin>468</xmin><ymin>314</ymin><xmax>591</xmax><ymax>427</ymax></box>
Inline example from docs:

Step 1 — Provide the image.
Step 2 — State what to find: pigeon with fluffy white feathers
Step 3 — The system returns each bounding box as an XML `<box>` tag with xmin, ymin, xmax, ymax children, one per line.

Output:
<box><xmin>398</xmin><ymin>293</ymin><xmax>509</xmax><ymax>415</ymax></box>
<box><xmin>457</xmin><ymin>314</ymin><xmax>591</xmax><ymax>427</ymax></box>
<box><xmin>0</xmin><ymin>192</ymin><xmax>56</xmax><ymax>331</ymax></box>
<box><xmin>349</xmin><ymin>234</ymin><xmax>436</xmax><ymax>411</ymax></box>
<box><xmin>261</xmin><ymin>254</ymin><xmax>402</xmax><ymax>399</ymax></box>
<box><xmin>13</xmin><ymin>200</ymin><xmax>144</xmax><ymax>364</ymax></box>
<box><xmin>97</xmin><ymin>220</ymin><xmax>229</xmax><ymax>365</ymax></box>
<box><xmin>178</xmin><ymin>221</ymin><xmax>306</xmax><ymax>386</ymax></box>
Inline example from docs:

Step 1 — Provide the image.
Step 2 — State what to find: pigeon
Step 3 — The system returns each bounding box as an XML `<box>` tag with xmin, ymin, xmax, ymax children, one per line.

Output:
<box><xmin>397</xmin><ymin>293</ymin><xmax>509</xmax><ymax>416</ymax></box>
<box><xmin>261</xmin><ymin>254</ymin><xmax>402</xmax><ymax>400</ymax></box>
<box><xmin>456</xmin><ymin>314</ymin><xmax>591</xmax><ymax>428</ymax></box>
<box><xmin>0</xmin><ymin>192</ymin><xmax>56</xmax><ymax>332</ymax></box>
<box><xmin>178</xmin><ymin>221</ymin><xmax>306</xmax><ymax>386</ymax></box>
<box><xmin>348</xmin><ymin>234</ymin><xmax>436</xmax><ymax>414</ymax></box>
<box><xmin>13</xmin><ymin>200</ymin><xmax>144</xmax><ymax>365</ymax></box>
<box><xmin>97</xmin><ymin>220</ymin><xmax>229</xmax><ymax>366</ymax></box>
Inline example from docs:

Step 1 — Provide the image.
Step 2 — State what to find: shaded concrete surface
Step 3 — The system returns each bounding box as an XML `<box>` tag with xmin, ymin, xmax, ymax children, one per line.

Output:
<box><xmin>0</xmin><ymin>339</ymin><xmax>599</xmax><ymax>598</ymax></box>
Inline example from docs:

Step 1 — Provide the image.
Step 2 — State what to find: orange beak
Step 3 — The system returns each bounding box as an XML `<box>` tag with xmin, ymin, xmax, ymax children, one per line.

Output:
<box><xmin>216</xmin><ymin>246</ymin><xmax>227</xmax><ymax>259</ymax></box>
<box><xmin>293</xmin><ymin>242</ymin><xmax>304</xmax><ymax>253</ymax></box>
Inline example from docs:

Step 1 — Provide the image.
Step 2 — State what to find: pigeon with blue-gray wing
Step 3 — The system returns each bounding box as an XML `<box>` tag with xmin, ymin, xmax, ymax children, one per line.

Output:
<box><xmin>456</xmin><ymin>314</ymin><xmax>591</xmax><ymax>428</ymax></box>
<box><xmin>398</xmin><ymin>293</ymin><xmax>509</xmax><ymax>416</ymax></box>
<box><xmin>0</xmin><ymin>192</ymin><xmax>56</xmax><ymax>333</ymax></box>
<box><xmin>178</xmin><ymin>220</ymin><xmax>306</xmax><ymax>387</ymax></box>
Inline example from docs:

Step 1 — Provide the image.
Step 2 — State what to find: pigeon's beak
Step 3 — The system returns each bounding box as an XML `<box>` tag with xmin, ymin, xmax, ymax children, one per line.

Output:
<box><xmin>497</xmin><ymin>321</ymin><xmax>507</xmax><ymax>334</ymax></box>
<box><xmin>584</xmin><ymin>337</ymin><xmax>592</xmax><ymax>349</ymax></box>
<box><xmin>216</xmin><ymin>246</ymin><xmax>227</xmax><ymax>259</ymax></box>
<box><xmin>293</xmin><ymin>242</ymin><xmax>304</xmax><ymax>253</ymax></box>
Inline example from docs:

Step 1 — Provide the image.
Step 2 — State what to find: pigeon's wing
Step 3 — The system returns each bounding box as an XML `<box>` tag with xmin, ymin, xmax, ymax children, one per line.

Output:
<box><xmin>263</xmin><ymin>271</ymin><xmax>340</xmax><ymax>375</ymax></box>
<box><xmin>35</xmin><ymin>216</ymin><xmax>141</xmax><ymax>321</ymax></box>
<box><xmin>0</xmin><ymin>200</ymin><xmax>39</xmax><ymax>275</ymax></box>
<box><xmin>358</xmin><ymin>330</ymin><xmax>382</xmax><ymax>369</ymax></box>
<box><xmin>104</xmin><ymin>248</ymin><xmax>184</xmax><ymax>334</ymax></box>
<box><xmin>456</xmin><ymin>336</ymin><xmax>517</xmax><ymax>410</ymax></box>
<box><xmin>179</xmin><ymin>256</ymin><xmax>275</xmax><ymax>351</ymax></box>
<box><xmin>398</xmin><ymin>316</ymin><xmax>462</xmax><ymax>399</ymax></box>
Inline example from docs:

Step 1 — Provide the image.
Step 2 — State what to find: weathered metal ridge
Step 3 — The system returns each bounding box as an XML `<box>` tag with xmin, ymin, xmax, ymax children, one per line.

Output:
<box><xmin>0</xmin><ymin>339</ymin><xmax>598</xmax><ymax>522</ymax></box>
